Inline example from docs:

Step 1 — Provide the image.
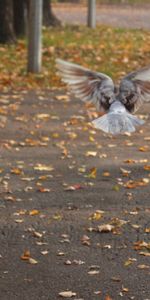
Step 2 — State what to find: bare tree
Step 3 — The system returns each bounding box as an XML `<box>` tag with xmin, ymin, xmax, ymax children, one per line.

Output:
<box><xmin>0</xmin><ymin>0</ymin><xmax>60</xmax><ymax>44</ymax></box>
<box><xmin>0</xmin><ymin>0</ymin><xmax>16</xmax><ymax>43</ymax></box>
<box><xmin>13</xmin><ymin>0</ymin><xmax>29</xmax><ymax>37</ymax></box>
<box><xmin>43</xmin><ymin>0</ymin><xmax>60</xmax><ymax>26</ymax></box>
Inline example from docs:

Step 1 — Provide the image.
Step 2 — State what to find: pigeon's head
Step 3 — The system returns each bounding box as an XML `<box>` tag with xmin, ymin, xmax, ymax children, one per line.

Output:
<box><xmin>100</xmin><ymin>85</ymin><xmax>116</xmax><ymax>106</ymax></box>
<box><xmin>118</xmin><ymin>79</ymin><xmax>135</xmax><ymax>104</ymax></box>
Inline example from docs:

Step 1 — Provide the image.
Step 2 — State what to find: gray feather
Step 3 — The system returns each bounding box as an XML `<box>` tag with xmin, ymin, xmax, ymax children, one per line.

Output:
<box><xmin>56</xmin><ymin>59</ymin><xmax>115</xmax><ymax>112</ymax></box>
<box><xmin>119</xmin><ymin>65</ymin><xmax>150</xmax><ymax>112</ymax></box>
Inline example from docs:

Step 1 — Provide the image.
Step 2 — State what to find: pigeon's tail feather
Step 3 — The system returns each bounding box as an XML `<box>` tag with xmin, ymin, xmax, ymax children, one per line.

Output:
<box><xmin>92</xmin><ymin>112</ymin><xmax>144</xmax><ymax>135</ymax></box>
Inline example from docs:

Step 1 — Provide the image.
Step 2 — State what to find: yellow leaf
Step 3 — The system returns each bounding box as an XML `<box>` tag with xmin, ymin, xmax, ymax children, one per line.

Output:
<box><xmin>28</xmin><ymin>257</ymin><xmax>38</xmax><ymax>264</ymax></box>
<box><xmin>11</xmin><ymin>168</ymin><xmax>22</xmax><ymax>175</ymax></box>
<box><xmin>89</xmin><ymin>210</ymin><xmax>104</xmax><ymax>221</ymax></box>
<box><xmin>53</xmin><ymin>214</ymin><xmax>62</xmax><ymax>221</ymax></box>
<box><xmin>102</xmin><ymin>171</ymin><xmax>110</xmax><ymax>177</ymax></box>
<box><xmin>88</xmin><ymin>167</ymin><xmax>97</xmax><ymax>179</ymax></box>
<box><xmin>139</xmin><ymin>146</ymin><xmax>149</xmax><ymax>152</ymax></box>
<box><xmin>124</xmin><ymin>259</ymin><xmax>133</xmax><ymax>267</ymax></box>
<box><xmin>29</xmin><ymin>209</ymin><xmax>39</xmax><ymax>216</ymax></box>
<box><xmin>86</xmin><ymin>151</ymin><xmax>97</xmax><ymax>157</ymax></box>
<box><xmin>34</xmin><ymin>164</ymin><xmax>54</xmax><ymax>171</ymax></box>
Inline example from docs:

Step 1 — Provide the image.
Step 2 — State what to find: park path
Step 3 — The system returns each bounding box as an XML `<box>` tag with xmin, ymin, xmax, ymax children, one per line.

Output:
<box><xmin>0</xmin><ymin>89</ymin><xmax>150</xmax><ymax>299</ymax></box>
<box><xmin>53</xmin><ymin>3</ymin><xmax>150</xmax><ymax>29</ymax></box>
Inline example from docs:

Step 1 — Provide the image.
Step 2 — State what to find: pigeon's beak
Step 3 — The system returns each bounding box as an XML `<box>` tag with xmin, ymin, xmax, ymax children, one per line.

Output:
<box><xmin>117</xmin><ymin>94</ymin><xmax>127</xmax><ymax>104</ymax></box>
<box><xmin>109</xmin><ymin>96</ymin><xmax>116</xmax><ymax>105</ymax></box>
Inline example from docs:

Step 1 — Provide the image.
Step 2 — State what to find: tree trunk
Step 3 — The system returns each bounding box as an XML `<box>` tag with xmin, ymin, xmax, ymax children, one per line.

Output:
<box><xmin>0</xmin><ymin>0</ymin><xmax>16</xmax><ymax>43</ymax></box>
<box><xmin>43</xmin><ymin>0</ymin><xmax>61</xmax><ymax>26</ymax></box>
<box><xmin>13</xmin><ymin>0</ymin><xmax>28</xmax><ymax>37</ymax></box>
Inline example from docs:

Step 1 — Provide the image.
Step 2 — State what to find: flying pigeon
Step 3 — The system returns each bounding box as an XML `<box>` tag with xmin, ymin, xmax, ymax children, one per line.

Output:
<box><xmin>56</xmin><ymin>59</ymin><xmax>150</xmax><ymax>135</ymax></box>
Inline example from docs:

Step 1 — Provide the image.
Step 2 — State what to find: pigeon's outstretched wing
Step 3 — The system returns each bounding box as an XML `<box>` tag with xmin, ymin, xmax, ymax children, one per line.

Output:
<box><xmin>119</xmin><ymin>65</ymin><xmax>150</xmax><ymax>113</ymax></box>
<box><xmin>56</xmin><ymin>59</ymin><xmax>115</xmax><ymax>112</ymax></box>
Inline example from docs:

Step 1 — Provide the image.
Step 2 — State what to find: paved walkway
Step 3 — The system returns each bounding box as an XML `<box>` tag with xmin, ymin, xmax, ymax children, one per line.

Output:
<box><xmin>53</xmin><ymin>4</ymin><xmax>150</xmax><ymax>29</ymax></box>
<box><xmin>0</xmin><ymin>90</ymin><xmax>150</xmax><ymax>299</ymax></box>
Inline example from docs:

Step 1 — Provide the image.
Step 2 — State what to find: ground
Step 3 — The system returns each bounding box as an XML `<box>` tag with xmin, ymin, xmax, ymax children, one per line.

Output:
<box><xmin>0</xmin><ymin>89</ymin><xmax>150</xmax><ymax>300</ymax></box>
<box><xmin>53</xmin><ymin>3</ymin><xmax>150</xmax><ymax>29</ymax></box>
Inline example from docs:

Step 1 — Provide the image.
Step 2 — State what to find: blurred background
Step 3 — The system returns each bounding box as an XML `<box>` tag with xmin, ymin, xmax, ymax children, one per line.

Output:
<box><xmin>52</xmin><ymin>0</ymin><xmax>150</xmax><ymax>28</ymax></box>
<box><xmin>0</xmin><ymin>0</ymin><xmax>150</xmax><ymax>91</ymax></box>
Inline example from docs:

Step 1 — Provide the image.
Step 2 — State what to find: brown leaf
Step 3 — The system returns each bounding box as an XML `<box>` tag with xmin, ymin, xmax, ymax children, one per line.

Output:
<box><xmin>64</xmin><ymin>184</ymin><xmax>84</xmax><ymax>191</ymax></box>
<box><xmin>38</xmin><ymin>187</ymin><xmax>51</xmax><ymax>193</ymax></box>
<box><xmin>21</xmin><ymin>250</ymin><xmax>31</xmax><ymax>260</ymax></box>
<box><xmin>105</xmin><ymin>295</ymin><xmax>113</xmax><ymax>300</ymax></box>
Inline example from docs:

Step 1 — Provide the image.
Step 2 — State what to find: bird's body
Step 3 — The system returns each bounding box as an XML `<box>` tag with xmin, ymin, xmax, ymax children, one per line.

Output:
<box><xmin>56</xmin><ymin>59</ymin><xmax>150</xmax><ymax>135</ymax></box>
<box><xmin>92</xmin><ymin>101</ymin><xmax>144</xmax><ymax>134</ymax></box>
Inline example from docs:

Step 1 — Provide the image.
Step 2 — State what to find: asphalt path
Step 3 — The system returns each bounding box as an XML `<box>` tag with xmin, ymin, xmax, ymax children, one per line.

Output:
<box><xmin>53</xmin><ymin>4</ymin><xmax>150</xmax><ymax>29</ymax></box>
<box><xmin>0</xmin><ymin>90</ymin><xmax>150</xmax><ymax>299</ymax></box>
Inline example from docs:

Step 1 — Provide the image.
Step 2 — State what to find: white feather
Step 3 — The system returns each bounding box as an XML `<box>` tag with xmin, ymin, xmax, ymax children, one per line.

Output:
<box><xmin>92</xmin><ymin>101</ymin><xmax>144</xmax><ymax>135</ymax></box>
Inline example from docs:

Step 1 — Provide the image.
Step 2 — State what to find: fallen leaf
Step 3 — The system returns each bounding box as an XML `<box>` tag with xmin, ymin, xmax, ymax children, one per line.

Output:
<box><xmin>53</xmin><ymin>213</ymin><xmax>62</xmax><ymax>221</ymax></box>
<box><xmin>28</xmin><ymin>258</ymin><xmax>38</xmax><ymax>264</ymax></box>
<box><xmin>38</xmin><ymin>187</ymin><xmax>51</xmax><ymax>193</ymax></box>
<box><xmin>144</xmin><ymin>165</ymin><xmax>150</xmax><ymax>171</ymax></box>
<box><xmin>89</xmin><ymin>211</ymin><xmax>103</xmax><ymax>221</ymax></box>
<box><xmin>139</xmin><ymin>251</ymin><xmax>150</xmax><ymax>257</ymax></box>
<box><xmin>139</xmin><ymin>146</ymin><xmax>149</xmax><ymax>152</ymax></box>
<box><xmin>88</xmin><ymin>270</ymin><xmax>100</xmax><ymax>275</ymax></box>
<box><xmin>55</xmin><ymin>95</ymin><xmax>70</xmax><ymax>102</ymax></box>
<box><xmin>41</xmin><ymin>250</ymin><xmax>49</xmax><ymax>255</ymax></box>
<box><xmin>11</xmin><ymin>168</ymin><xmax>22</xmax><ymax>175</ymax></box>
<box><xmin>102</xmin><ymin>171</ymin><xmax>110</xmax><ymax>177</ymax></box>
<box><xmin>104</xmin><ymin>296</ymin><xmax>113</xmax><ymax>300</ymax></box>
<box><xmin>124</xmin><ymin>259</ymin><xmax>134</xmax><ymax>267</ymax></box>
<box><xmin>21</xmin><ymin>250</ymin><xmax>31</xmax><ymax>260</ymax></box>
<box><xmin>29</xmin><ymin>209</ymin><xmax>40</xmax><ymax>216</ymax></box>
<box><xmin>97</xmin><ymin>224</ymin><xmax>114</xmax><ymax>233</ymax></box>
<box><xmin>64</xmin><ymin>184</ymin><xmax>84</xmax><ymax>191</ymax></box>
<box><xmin>88</xmin><ymin>167</ymin><xmax>97</xmax><ymax>179</ymax></box>
<box><xmin>124</xmin><ymin>159</ymin><xmax>136</xmax><ymax>164</ymax></box>
<box><xmin>34</xmin><ymin>164</ymin><xmax>54</xmax><ymax>171</ymax></box>
<box><xmin>122</xmin><ymin>286</ymin><xmax>129</xmax><ymax>292</ymax></box>
<box><xmin>120</xmin><ymin>167</ymin><xmax>131</xmax><ymax>176</ymax></box>
<box><xmin>94</xmin><ymin>291</ymin><xmax>102</xmax><ymax>295</ymax></box>
<box><xmin>137</xmin><ymin>264</ymin><xmax>150</xmax><ymax>269</ymax></box>
<box><xmin>85</xmin><ymin>151</ymin><xmax>97</xmax><ymax>157</ymax></box>
<box><xmin>59</xmin><ymin>291</ymin><xmax>76</xmax><ymax>298</ymax></box>
<box><xmin>33</xmin><ymin>231</ymin><xmax>43</xmax><ymax>238</ymax></box>
<box><xmin>81</xmin><ymin>235</ymin><xmax>91</xmax><ymax>246</ymax></box>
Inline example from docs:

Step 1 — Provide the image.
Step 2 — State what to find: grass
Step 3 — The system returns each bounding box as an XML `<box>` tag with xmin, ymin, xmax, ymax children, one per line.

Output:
<box><xmin>0</xmin><ymin>25</ymin><xmax>150</xmax><ymax>91</ymax></box>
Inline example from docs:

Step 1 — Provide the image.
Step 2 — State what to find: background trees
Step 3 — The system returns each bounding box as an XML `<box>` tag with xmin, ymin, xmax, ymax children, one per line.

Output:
<box><xmin>0</xmin><ymin>0</ymin><xmax>59</xmax><ymax>43</ymax></box>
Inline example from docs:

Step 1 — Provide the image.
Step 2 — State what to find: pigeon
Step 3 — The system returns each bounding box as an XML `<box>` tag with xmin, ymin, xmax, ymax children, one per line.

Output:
<box><xmin>56</xmin><ymin>59</ymin><xmax>150</xmax><ymax>135</ymax></box>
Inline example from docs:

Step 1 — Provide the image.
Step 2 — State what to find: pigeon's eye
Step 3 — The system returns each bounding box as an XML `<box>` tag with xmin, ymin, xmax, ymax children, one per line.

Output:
<box><xmin>126</xmin><ymin>93</ymin><xmax>134</xmax><ymax>101</ymax></box>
